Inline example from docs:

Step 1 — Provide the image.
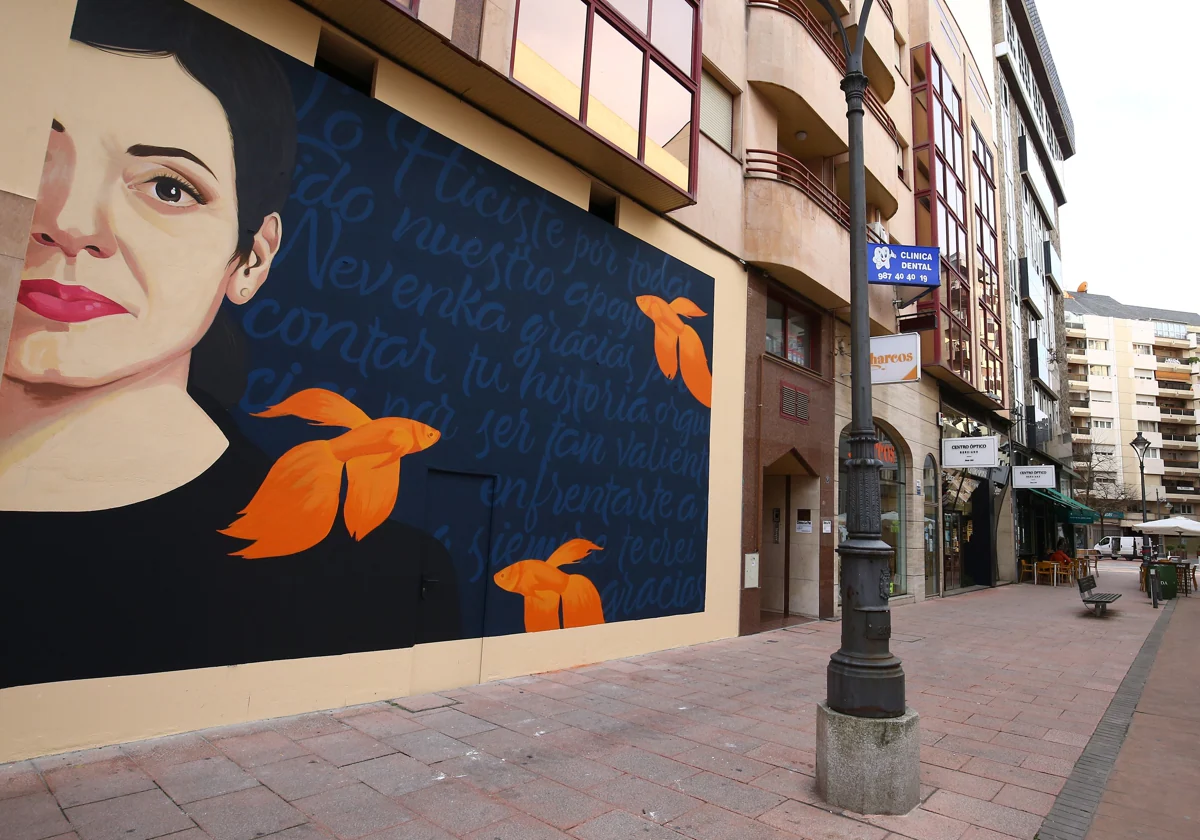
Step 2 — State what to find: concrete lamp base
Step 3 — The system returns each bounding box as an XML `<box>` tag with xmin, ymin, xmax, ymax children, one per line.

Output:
<box><xmin>815</xmin><ymin>703</ymin><xmax>921</xmax><ymax>815</ymax></box>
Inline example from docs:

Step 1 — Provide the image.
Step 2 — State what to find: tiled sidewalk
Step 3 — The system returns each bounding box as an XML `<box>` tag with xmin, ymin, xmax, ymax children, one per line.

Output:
<box><xmin>1084</xmin><ymin>578</ymin><xmax>1198</xmax><ymax>840</ymax></box>
<box><xmin>0</xmin><ymin>561</ymin><xmax>1160</xmax><ymax>840</ymax></box>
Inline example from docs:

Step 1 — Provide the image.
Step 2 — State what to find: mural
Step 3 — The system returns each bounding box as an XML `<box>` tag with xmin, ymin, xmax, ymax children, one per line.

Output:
<box><xmin>0</xmin><ymin>0</ymin><xmax>713</xmax><ymax>689</ymax></box>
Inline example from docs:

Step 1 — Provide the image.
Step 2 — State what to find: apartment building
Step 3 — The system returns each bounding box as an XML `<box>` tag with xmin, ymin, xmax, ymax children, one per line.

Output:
<box><xmin>1064</xmin><ymin>294</ymin><xmax>1200</xmax><ymax>544</ymax></box>
<box><xmin>0</xmin><ymin>0</ymin><xmax>1009</xmax><ymax>759</ymax></box>
<box><xmin>987</xmin><ymin>0</ymin><xmax>1077</xmax><ymax>563</ymax></box>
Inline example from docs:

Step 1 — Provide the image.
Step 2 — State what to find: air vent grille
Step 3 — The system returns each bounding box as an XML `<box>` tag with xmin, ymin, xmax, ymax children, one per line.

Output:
<box><xmin>780</xmin><ymin>383</ymin><xmax>810</xmax><ymax>423</ymax></box>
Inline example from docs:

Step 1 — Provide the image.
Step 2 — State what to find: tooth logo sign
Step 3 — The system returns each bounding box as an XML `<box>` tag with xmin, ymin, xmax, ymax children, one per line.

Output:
<box><xmin>222</xmin><ymin>389</ymin><xmax>441</xmax><ymax>559</ymax></box>
<box><xmin>636</xmin><ymin>295</ymin><xmax>713</xmax><ymax>407</ymax></box>
<box><xmin>493</xmin><ymin>539</ymin><xmax>606</xmax><ymax>632</ymax></box>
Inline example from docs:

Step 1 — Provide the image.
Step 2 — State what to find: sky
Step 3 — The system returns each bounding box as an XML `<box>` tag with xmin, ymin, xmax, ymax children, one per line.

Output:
<box><xmin>1034</xmin><ymin>0</ymin><xmax>1200</xmax><ymax>316</ymax></box>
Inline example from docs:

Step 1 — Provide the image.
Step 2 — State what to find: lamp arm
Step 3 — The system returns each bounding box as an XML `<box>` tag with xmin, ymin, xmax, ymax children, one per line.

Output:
<box><xmin>814</xmin><ymin>0</ymin><xmax>854</xmax><ymax>63</ymax></box>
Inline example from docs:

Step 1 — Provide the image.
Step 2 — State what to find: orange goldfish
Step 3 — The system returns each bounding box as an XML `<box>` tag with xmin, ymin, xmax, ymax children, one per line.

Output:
<box><xmin>636</xmin><ymin>295</ymin><xmax>712</xmax><ymax>408</ymax></box>
<box><xmin>221</xmin><ymin>388</ymin><xmax>440</xmax><ymax>559</ymax></box>
<box><xmin>493</xmin><ymin>539</ymin><xmax>606</xmax><ymax>632</ymax></box>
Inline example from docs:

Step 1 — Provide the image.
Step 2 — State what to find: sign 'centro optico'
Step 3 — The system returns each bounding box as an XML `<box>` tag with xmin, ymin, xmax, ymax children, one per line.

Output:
<box><xmin>867</xmin><ymin>244</ymin><xmax>940</xmax><ymax>287</ymax></box>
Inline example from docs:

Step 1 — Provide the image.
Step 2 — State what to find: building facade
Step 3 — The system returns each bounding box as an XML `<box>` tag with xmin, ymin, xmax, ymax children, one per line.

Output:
<box><xmin>0</xmin><ymin>0</ymin><xmax>1015</xmax><ymax>761</ymax></box>
<box><xmin>1064</xmin><ymin>294</ymin><xmax>1200</xmax><ymax>547</ymax></box>
<box><xmin>988</xmin><ymin>0</ymin><xmax>1077</xmax><ymax>566</ymax></box>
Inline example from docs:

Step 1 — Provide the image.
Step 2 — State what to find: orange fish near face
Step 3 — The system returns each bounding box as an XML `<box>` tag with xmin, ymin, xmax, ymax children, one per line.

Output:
<box><xmin>221</xmin><ymin>388</ymin><xmax>440</xmax><ymax>559</ymax></box>
<box><xmin>636</xmin><ymin>295</ymin><xmax>712</xmax><ymax>408</ymax></box>
<box><xmin>493</xmin><ymin>539</ymin><xmax>606</xmax><ymax>632</ymax></box>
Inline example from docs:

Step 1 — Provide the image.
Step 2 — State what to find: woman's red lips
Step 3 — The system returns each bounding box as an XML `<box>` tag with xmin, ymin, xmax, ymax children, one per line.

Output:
<box><xmin>17</xmin><ymin>279</ymin><xmax>130</xmax><ymax>323</ymax></box>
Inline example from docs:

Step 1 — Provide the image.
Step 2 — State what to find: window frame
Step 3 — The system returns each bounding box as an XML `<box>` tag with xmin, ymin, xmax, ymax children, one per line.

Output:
<box><xmin>764</xmin><ymin>288</ymin><xmax>823</xmax><ymax>375</ymax></box>
<box><xmin>509</xmin><ymin>0</ymin><xmax>702</xmax><ymax>196</ymax></box>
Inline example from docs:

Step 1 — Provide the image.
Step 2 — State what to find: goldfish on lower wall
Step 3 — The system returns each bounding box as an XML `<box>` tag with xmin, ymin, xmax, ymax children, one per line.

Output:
<box><xmin>493</xmin><ymin>539</ymin><xmax>606</xmax><ymax>632</ymax></box>
<box><xmin>221</xmin><ymin>388</ymin><xmax>440</xmax><ymax>559</ymax></box>
<box><xmin>636</xmin><ymin>295</ymin><xmax>712</xmax><ymax>408</ymax></box>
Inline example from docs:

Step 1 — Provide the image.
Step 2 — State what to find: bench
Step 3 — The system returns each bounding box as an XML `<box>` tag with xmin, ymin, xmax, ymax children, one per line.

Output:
<box><xmin>1078</xmin><ymin>574</ymin><xmax>1120</xmax><ymax>616</ymax></box>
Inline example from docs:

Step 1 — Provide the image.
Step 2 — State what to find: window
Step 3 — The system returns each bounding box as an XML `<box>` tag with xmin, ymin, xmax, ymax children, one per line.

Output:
<box><xmin>839</xmin><ymin>424</ymin><xmax>906</xmax><ymax>595</ymax></box>
<box><xmin>1092</xmin><ymin>444</ymin><xmax>1116</xmax><ymax>455</ymax></box>
<box><xmin>1139</xmin><ymin>421</ymin><xmax>1159</xmax><ymax>433</ymax></box>
<box><xmin>912</xmin><ymin>46</ymin><xmax>973</xmax><ymax>385</ymax></box>
<box><xmin>1179</xmin><ymin>504</ymin><xmax>1195</xmax><ymax>515</ymax></box>
<box><xmin>1154</xmin><ymin>321</ymin><xmax>1187</xmax><ymax>339</ymax></box>
<box><xmin>1134</xmin><ymin>369</ymin><xmax>1154</xmax><ymax>380</ymax></box>
<box><xmin>765</xmin><ymin>297</ymin><xmax>818</xmax><ymax>371</ymax></box>
<box><xmin>972</xmin><ymin>123</ymin><xmax>1002</xmax><ymax>401</ymax></box>
<box><xmin>512</xmin><ymin>0</ymin><xmax>699</xmax><ymax>191</ymax></box>
<box><xmin>1147</xmin><ymin>448</ymin><xmax>1162</xmax><ymax>460</ymax></box>
<box><xmin>1091</xmin><ymin>391</ymin><xmax>1112</xmax><ymax>402</ymax></box>
<box><xmin>699</xmin><ymin>71</ymin><xmax>733</xmax><ymax>153</ymax></box>
<box><xmin>1137</xmin><ymin>398</ymin><xmax>1156</xmax><ymax>406</ymax></box>
<box><xmin>1089</xmin><ymin>365</ymin><xmax>1111</xmax><ymax>376</ymax></box>
<box><xmin>1133</xmin><ymin>343</ymin><xmax>1152</xmax><ymax>355</ymax></box>
<box><xmin>1091</xmin><ymin>420</ymin><xmax>1113</xmax><ymax>429</ymax></box>
<box><xmin>1087</xmin><ymin>339</ymin><xmax>1108</xmax><ymax>350</ymax></box>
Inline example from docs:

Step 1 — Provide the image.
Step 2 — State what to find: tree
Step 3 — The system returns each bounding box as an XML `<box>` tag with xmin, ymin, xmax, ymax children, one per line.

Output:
<box><xmin>1072</xmin><ymin>443</ymin><xmax>1140</xmax><ymax>540</ymax></box>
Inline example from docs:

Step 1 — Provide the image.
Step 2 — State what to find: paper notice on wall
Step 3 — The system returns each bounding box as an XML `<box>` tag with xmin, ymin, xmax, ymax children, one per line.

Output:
<box><xmin>822</xmin><ymin>520</ymin><xmax>832</xmax><ymax>534</ymax></box>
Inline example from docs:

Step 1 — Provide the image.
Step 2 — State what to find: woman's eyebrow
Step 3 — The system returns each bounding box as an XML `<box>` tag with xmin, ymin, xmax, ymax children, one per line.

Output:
<box><xmin>126</xmin><ymin>144</ymin><xmax>216</xmax><ymax>179</ymax></box>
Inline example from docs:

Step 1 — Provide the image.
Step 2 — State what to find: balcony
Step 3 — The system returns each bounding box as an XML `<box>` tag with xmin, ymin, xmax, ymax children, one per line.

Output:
<box><xmin>1068</xmin><ymin>378</ymin><xmax>1088</xmax><ymax>392</ymax></box>
<box><xmin>1164</xmin><ymin>485</ymin><xmax>1200</xmax><ymax>498</ymax></box>
<box><xmin>1160</xmin><ymin>406</ymin><xmax>1198</xmax><ymax>423</ymax></box>
<box><xmin>1163</xmin><ymin>459</ymin><xmax>1200</xmax><ymax>477</ymax></box>
<box><xmin>747</xmin><ymin>1</ymin><xmax>902</xmax><ymax>217</ymax></box>
<box><xmin>1068</xmin><ymin>399</ymin><xmax>1090</xmax><ymax>417</ymax></box>
<box><xmin>1065</xmin><ymin>325</ymin><xmax>1086</xmax><ymax>338</ymax></box>
<box><xmin>1072</xmin><ymin>427</ymin><xmax>1092</xmax><ymax>442</ymax></box>
<box><xmin>1153</xmin><ymin>333</ymin><xmax>1192</xmax><ymax>350</ymax></box>
<box><xmin>1162</xmin><ymin>433</ymin><xmax>1200</xmax><ymax>449</ymax></box>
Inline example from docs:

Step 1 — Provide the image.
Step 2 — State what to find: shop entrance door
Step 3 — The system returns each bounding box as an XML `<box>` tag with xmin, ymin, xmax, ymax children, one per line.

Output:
<box><xmin>924</xmin><ymin>456</ymin><xmax>940</xmax><ymax>596</ymax></box>
<box><xmin>760</xmin><ymin>453</ymin><xmax>820</xmax><ymax>629</ymax></box>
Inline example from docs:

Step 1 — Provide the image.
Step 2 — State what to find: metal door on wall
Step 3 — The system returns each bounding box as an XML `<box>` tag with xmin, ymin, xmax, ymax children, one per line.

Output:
<box><xmin>421</xmin><ymin>469</ymin><xmax>497</xmax><ymax>646</ymax></box>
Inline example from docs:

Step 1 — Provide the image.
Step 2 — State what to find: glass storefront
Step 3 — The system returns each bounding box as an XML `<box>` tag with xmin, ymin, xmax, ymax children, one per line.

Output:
<box><xmin>838</xmin><ymin>423</ymin><xmax>906</xmax><ymax>595</ymax></box>
<box><xmin>939</xmin><ymin>404</ymin><xmax>1010</xmax><ymax>590</ymax></box>
<box><xmin>924</xmin><ymin>455</ymin><xmax>939</xmax><ymax>595</ymax></box>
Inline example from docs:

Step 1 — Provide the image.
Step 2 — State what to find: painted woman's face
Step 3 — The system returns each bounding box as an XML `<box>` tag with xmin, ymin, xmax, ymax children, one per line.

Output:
<box><xmin>6</xmin><ymin>42</ymin><xmax>256</xmax><ymax>387</ymax></box>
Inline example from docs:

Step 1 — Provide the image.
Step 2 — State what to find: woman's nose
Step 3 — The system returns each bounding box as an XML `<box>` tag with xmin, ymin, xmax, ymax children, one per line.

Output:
<box><xmin>28</xmin><ymin>135</ymin><xmax>118</xmax><ymax>261</ymax></box>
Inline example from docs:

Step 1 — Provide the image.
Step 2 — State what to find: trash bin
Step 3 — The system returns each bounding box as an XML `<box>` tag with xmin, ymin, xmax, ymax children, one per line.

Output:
<box><xmin>1155</xmin><ymin>563</ymin><xmax>1178</xmax><ymax>600</ymax></box>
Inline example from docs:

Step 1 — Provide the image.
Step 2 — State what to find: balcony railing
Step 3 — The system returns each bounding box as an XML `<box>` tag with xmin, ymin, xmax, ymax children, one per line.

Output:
<box><xmin>1159</xmin><ymin>380</ymin><xmax>1193</xmax><ymax>391</ymax></box>
<box><xmin>1157</xmin><ymin>356</ymin><xmax>1186</xmax><ymax>364</ymax></box>
<box><xmin>746</xmin><ymin>148</ymin><xmax>851</xmax><ymax>228</ymax></box>
<box><xmin>1069</xmin><ymin>400</ymin><xmax>1090</xmax><ymax>410</ymax></box>
<box><xmin>1163</xmin><ymin>434</ymin><xmax>1198</xmax><ymax>442</ymax></box>
<box><xmin>748</xmin><ymin>0</ymin><xmax>898</xmax><ymax>143</ymax></box>
<box><xmin>1160</xmin><ymin>407</ymin><xmax>1196</xmax><ymax>417</ymax></box>
<box><xmin>1164</xmin><ymin>486</ymin><xmax>1200</xmax><ymax>495</ymax></box>
<box><xmin>1071</xmin><ymin>427</ymin><xmax>1092</xmax><ymax>436</ymax></box>
<box><xmin>1163</xmin><ymin>460</ymin><xmax>1200</xmax><ymax>470</ymax></box>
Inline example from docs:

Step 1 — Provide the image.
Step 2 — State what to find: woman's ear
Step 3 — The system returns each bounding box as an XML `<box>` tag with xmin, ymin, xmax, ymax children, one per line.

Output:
<box><xmin>225</xmin><ymin>213</ymin><xmax>283</xmax><ymax>305</ymax></box>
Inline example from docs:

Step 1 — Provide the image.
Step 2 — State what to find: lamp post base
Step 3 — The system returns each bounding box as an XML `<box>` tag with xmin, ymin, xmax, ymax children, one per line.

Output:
<box><xmin>816</xmin><ymin>703</ymin><xmax>921</xmax><ymax>815</ymax></box>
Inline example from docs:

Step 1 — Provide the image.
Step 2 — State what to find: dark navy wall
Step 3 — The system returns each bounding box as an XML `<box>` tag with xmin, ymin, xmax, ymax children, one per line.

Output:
<box><xmin>231</xmin><ymin>62</ymin><xmax>715</xmax><ymax>640</ymax></box>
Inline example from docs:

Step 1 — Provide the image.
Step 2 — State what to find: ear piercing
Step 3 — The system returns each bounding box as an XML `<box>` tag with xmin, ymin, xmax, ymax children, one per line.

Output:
<box><xmin>239</xmin><ymin>288</ymin><xmax>250</xmax><ymax>298</ymax></box>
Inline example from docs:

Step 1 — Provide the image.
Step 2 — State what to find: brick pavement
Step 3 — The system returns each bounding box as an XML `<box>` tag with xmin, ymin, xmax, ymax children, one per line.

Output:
<box><xmin>0</xmin><ymin>561</ymin><xmax>1161</xmax><ymax>840</ymax></box>
<box><xmin>1083</xmin><ymin>574</ymin><xmax>1199</xmax><ymax>840</ymax></box>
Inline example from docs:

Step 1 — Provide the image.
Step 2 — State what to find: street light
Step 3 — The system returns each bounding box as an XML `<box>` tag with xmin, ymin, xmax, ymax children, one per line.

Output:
<box><xmin>811</xmin><ymin>0</ymin><xmax>919</xmax><ymax>816</ymax></box>
<box><xmin>813</xmin><ymin>0</ymin><xmax>904</xmax><ymax>725</ymax></box>
<box><xmin>1130</xmin><ymin>432</ymin><xmax>1150</xmax><ymax>524</ymax></box>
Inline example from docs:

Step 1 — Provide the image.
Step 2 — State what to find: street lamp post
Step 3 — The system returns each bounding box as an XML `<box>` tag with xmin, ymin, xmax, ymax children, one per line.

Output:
<box><xmin>1131</xmin><ymin>432</ymin><xmax>1150</xmax><ymax>524</ymax></box>
<box><xmin>1131</xmin><ymin>432</ymin><xmax>1150</xmax><ymax>562</ymax></box>
<box><xmin>812</xmin><ymin>0</ymin><xmax>919</xmax><ymax>816</ymax></box>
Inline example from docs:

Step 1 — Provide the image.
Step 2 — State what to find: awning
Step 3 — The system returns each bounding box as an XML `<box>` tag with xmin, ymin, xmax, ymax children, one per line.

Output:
<box><xmin>1029</xmin><ymin>488</ymin><xmax>1100</xmax><ymax>524</ymax></box>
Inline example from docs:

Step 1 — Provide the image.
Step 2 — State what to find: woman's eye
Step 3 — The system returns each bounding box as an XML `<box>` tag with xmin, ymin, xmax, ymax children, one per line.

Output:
<box><xmin>134</xmin><ymin>175</ymin><xmax>205</xmax><ymax>208</ymax></box>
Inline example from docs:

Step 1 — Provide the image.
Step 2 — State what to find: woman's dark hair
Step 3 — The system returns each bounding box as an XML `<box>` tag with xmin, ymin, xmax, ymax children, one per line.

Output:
<box><xmin>71</xmin><ymin>0</ymin><xmax>300</xmax><ymax>408</ymax></box>
<box><xmin>71</xmin><ymin>0</ymin><xmax>297</xmax><ymax>267</ymax></box>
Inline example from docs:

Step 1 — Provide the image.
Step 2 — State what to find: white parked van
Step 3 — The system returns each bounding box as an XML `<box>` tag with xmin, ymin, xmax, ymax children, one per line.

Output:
<box><xmin>1093</xmin><ymin>535</ymin><xmax>1151</xmax><ymax>559</ymax></box>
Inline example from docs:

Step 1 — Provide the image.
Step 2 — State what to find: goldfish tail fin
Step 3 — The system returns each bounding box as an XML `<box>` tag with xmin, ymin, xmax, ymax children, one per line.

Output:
<box><xmin>669</xmin><ymin>297</ymin><xmax>707</xmax><ymax>318</ymax></box>
<box><xmin>343</xmin><ymin>454</ymin><xmax>402</xmax><ymax>541</ymax></box>
<box><xmin>525</xmin><ymin>591</ymin><xmax>562</xmax><ymax>632</ymax></box>
<box><xmin>220</xmin><ymin>440</ymin><xmax>344</xmax><ymax>559</ymax></box>
<box><xmin>678</xmin><ymin>325</ymin><xmax>713</xmax><ymax>408</ymax></box>
<box><xmin>253</xmin><ymin>388</ymin><xmax>373</xmax><ymax>429</ymax></box>
<box><xmin>562</xmin><ymin>575</ymin><xmax>605</xmax><ymax>628</ymax></box>
<box><xmin>546</xmin><ymin>538</ymin><xmax>604</xmax><ymax>569</ymax></box>
<box><xmin>653</xmin><ymin>322</ymin><xmax>680</xmax><ymax>380</ymax></box>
